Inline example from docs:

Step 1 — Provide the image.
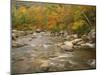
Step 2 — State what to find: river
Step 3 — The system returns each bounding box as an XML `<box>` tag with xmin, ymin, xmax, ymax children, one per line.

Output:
<box><xmin>11</xmin><ymin>31</ymin><xmax>96</xmax><ymax>74</ymax></box>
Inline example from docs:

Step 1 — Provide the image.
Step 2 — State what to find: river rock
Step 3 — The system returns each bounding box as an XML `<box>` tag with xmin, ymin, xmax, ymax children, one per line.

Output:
<box><xmin>66</xmin><ymin>34</ymin><xmax>78</xmax><ymax>40</ymax></box>
<box><xmin>12</xmin><ymin>41</ymin><xmax>26</xmax><ymax>48</ymax></box>
<box><xmin>76</xmin><ymin>40</ymin><xmax>85</xmax><ymax>45</ymax></box>
<box><xmin>36</xmin><ymin>29</ymin><xmax>41</xmax><ymax>33</ymax></box>
<box><xmin>64</xmin><ymin>41</ymin><xmax>73</xmax><ymax>47</ymax></box>
<box><xmin>59</xmin><ymin>31</ymin><xmax>64</xmax><ymax>36</ymax></box>
<box><xmin>56</xmin><ymin>42</ymin><xmax>73</xmax><ymax>51</ymax></box>
<box><xmin>88</xmin><ymin>29</ymin><xmax>96</xmax><ymax>43</ymax></box>
<box><xmin>72</xmin><ymin>34</ymin><xmax>78</xmax><ymax>39</ymax></box>
<box><xmin>59</xmin><ymin>41</ymin><xmax>73</xmax><ymax>51</ymax></box>
<box><xmin>12</xmin><ymin>30</ymin><xmax>17</xmax><ymax>33</ymax></box>
<box><xmin>12</xmin><ymin>30</ymin><xmax>26</xmax><ymax>38</ymax></box>
<box><xmin>12</xmin><ymin>33</ymin><xmax>17</xmax><ymax>40</ymax></box>
<box><xmin>81</xmin><ymin>43</ymin><xmax>95</xmax><ymax>48</ymax></box>
<box><xmin>60</xmin><ymin>45</ymin><xmax>73</xmax><ymax>51</ymax></box>
<box><xmin>81</xmin><ymin>34</ymin><xmax>89</xmax><ymax>42</ymax></box>
<box><xmin>71</xmin><ymin>38</ymin><xmax>82</xmax><ymax>44</ymax></box>
<box><xmin>32</xmin><ymin>32</ymin><xmax>37</xmax><ymax>36</ymax></box>
<box><xmin>45</xmin><ymin>31</ymin><xmax>51</xmax><ymax>36</ymax></box>
<box><xmin>24</xmin><ymin>31</ymin><xmax>33</xmax><ymax>35</ymax></box>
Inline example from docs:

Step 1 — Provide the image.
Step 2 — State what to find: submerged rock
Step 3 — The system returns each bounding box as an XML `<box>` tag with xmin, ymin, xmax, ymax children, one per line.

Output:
<box><xmin>87</xmin><ymin>59</ymin><xmax>96</xmax><ymax>68</ymax></box>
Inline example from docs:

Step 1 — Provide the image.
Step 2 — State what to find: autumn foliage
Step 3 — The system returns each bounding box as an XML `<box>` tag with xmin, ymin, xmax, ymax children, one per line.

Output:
<box><xmin>12</xmin><ymin>1</ymin><xmax>96</xmax><ymax>35</ymax></box>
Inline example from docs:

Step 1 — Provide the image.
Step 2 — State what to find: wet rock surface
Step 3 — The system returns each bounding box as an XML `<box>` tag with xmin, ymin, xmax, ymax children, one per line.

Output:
<box><xmin>11</xmin><ymin>30</ymin><xmax>96</xmax><ymax>74</ymax></box>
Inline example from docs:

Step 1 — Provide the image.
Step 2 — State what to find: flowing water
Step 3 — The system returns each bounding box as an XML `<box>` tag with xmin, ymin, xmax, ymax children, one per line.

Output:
<box><xmin>11</xmin><ymin>32</ymin><xmax>96</xmax><ymax>74</ymax></box>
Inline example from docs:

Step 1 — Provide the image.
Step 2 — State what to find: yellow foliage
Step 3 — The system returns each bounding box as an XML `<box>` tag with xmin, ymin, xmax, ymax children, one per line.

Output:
<box><xmin>18</xmin><ymin>6</ymin><xmax>27</xmax><ymax>14</ymax></box>
<box><xmin>72</xmin><ymin>20</ymin><xmax>85</xmax><ymax>30</ymax></box>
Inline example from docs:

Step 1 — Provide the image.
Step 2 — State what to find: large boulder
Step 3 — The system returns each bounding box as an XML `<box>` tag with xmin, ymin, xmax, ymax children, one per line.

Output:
<box><xmin>73</xmin><ymin>40</ymin><xmax>85</xmax><ymax>48</ymax></box>
<box><xmin>64</xmin><ymin>41</ymin><xmax>73</xmax><ymax>47</ymax></box>
<box><xmin>61</xmin><ymin>41</ymin><xmax>73</xmax><ymax>51</ymax></box>
<box><xmin>56</xmin><ymin>41</ymin><xmax>73</xmax><ymax>51</ymax></box>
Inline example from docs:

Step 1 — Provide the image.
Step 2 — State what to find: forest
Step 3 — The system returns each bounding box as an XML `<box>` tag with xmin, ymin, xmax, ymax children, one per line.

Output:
<box><xmin>12</xmin><ymin>1</ymin><xmax>96</xmax><ymax>36</ymax></box>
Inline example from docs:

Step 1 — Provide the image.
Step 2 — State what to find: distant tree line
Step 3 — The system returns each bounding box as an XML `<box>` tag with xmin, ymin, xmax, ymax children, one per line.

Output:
<box><xmin>12</xmin><ymin>2</ymin><xmax>96</xmax><ymax>35</ymax></box>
